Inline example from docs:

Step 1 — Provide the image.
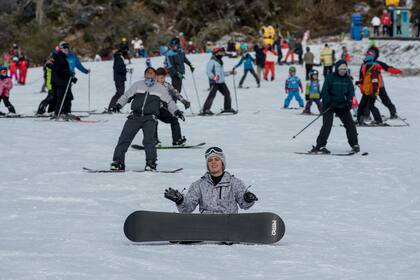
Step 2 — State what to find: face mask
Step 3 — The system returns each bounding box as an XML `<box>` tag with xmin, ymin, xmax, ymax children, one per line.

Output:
<box><xmin>215</xmin><ymin>54</ymin><xmax>223</xmax><ymax>60</ymax></box>
<box><xmin>145</xmin><ymin>78</ymin><xmax>155</xmax><ymax>87</ymax></box>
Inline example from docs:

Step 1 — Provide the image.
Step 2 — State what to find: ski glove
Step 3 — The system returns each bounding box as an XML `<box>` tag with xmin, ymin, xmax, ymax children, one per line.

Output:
<box><xmin>72</xmin><ymin>77</ymin><xmax>78</xmax><ymax>84</ymax></box>
<box><xmin>164</xmin><ymin>188</ymin><xmax>184</xmax><ymax>205</ymax></box>
<box><xmin>177</xmin><ymin>72</ymin><xmax>185</xmax><ymax>80</ymax></box>
<box><xmin>182</xmin><ymin>99</ymin><xmax>191</xmax><ymax>109</ymax></box>
<box><xmin>190</xmin><ymin>65</ymin><xmax>195</xmax><ymax>73</ymax></box>
<box><xmin>243</xmin><ymin>191</ymin><xmax>258</xmax><ymax>203</ymax></box>
<box><xmin>175</xmin><ymin>110</ymin><xmax>185</xmax><ymax>122</ymax></box>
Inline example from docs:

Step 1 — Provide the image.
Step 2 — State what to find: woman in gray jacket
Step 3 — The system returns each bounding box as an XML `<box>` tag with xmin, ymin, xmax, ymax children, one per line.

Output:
<box><xmin>164</xmin><ymin>147</ymin><xmax>258</xmax><ymax>213</ymax></box>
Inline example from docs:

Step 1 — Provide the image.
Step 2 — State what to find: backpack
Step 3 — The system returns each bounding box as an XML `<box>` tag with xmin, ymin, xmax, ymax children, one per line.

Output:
<box><xmin>362</xmin><ymin>65</ymin><xmax>378</xmax><ymax>96</ymax></box>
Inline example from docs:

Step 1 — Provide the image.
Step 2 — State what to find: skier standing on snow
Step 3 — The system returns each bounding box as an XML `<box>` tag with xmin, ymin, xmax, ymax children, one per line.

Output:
<box><xmin>165</xmin><ymin>37</ymin><xmax>194</xmax><ymax>93</ymax></box>
<box><xmin>303</xmin><ymin>47</ymin><xmax>314</xmax><ymax>80</ymax></box>
<box><xmin>263</xmin><ymin>46</ymin><xmax>277</xmax><ymax>81</ymax></box>
<box><xmin>52</xmin><ymin>42</ymin><xmax>73</xmax><ymax>116</ymax></box>
<box><xmin>284</xmin><ymin>66</ymin><xmax>304</xmax><ymax>109</ymax></box>
<box><xmin>108</xmin><ymin>45</ymin><xmax>128</xmax><ymax>112</ymax></box>
<box><xmin>302</xmin><ymin>69</ymin><xmax>322</xmax><ymax>115</ymax></box>
<box><xmin>164</xmin><ymin>147</ymin><xmax>258</xmax><ymax>214</ymax></box>
<box><xmin>310</xmin><ymin>60</ymin><xmax>359</xmax><ymax>154</ymax></box>
<box><xmin>110</xmin><ymin>67</ymin><xmax>181</xmax><ymax>171</ymax></box>
<box><xmin>200</xmin><ymin>48</ymin><xmax>237</xmax><ymax>115</ymax></box>
<box><xmin>320</xmin><ymin>44</ymin><xmax>334</xmax><ymax>77</ymax></box>
<box><xmin>155</xmin><ymin>67</ymin><xmax>188</xmax><ymax>146</ymax></box>
<box><xmin>37</xmin><ymin>56</ymin><xmax>55</xmax><ymax>115</ymax></box>
<box><xmin>233</xmin><ymin>49</ymin><xmax>260</xmax><ymax>88</ymax></box>
<box><xmin>18</xmin><ymin>55</ymin><xmax>28</xmax><ymax>85</ymax></box>
<box><xmin>363</xmin><ymin>46</ymin><xmax>401</xmax><ymax>119</ymax></box>
<box><xmin>356</xmin><ymin>54</ymin><xmax>383</xmax><ymax>125</ymax></box>
<box><xmin>0</xmin><ymin>65</ymin><xmax>16</xmax><ymax>114</ymax></box>
<box><xmin>253</xmin><ymin>41</ymin><xmax>266</xmax><ymax>81</ymax></box>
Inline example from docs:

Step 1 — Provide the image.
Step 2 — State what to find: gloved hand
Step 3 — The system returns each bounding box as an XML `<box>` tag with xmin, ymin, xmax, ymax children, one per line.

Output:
<box><xmin>164</xmin><ymin>188</ymin><xmax>184</xmax><ymax>205</ymax></box>
<box><xmin>305</xmin><ymin>94</ymin><xmax>309</xmax><ymax>101</ymax></box>
<box><xmin>175</xmin><ymin>110</ymin><xmax>185</xmax><ymax>122</ymax></box>
<box><xmin>86</xmin><ymin>69</ymin><xmax>91</xmax><ymax>74</ymax></box>
<box><xmin>72</xmin><ymin>77</ymin><xmax>78</xmax><ymax>84</ymax></box>
<box><xmin>329</xmin><ymin>102</ymin><xmax>337</xmax><ymax>110</ymax></box>
<box><xmin>243</xmin><ymin>191</ymin><xmax>258</xmax><ymax>203</ymax></box>
<box><xmin>355</xmin><ymin>80</ymin><xmax>361</xmax><ymax>86</ymax></box>
<box><xmin>177</xmin><ymin>72</ymin><xmax>184</xmax><ymax>79</ymax></box>
<box><xmin>182</xmin><ymin>100</ymin><xmax>191</xmax><ymax>109</ymax></box>
<box><xmin>189</xmin><ymin>65</ymin><xmax>195</xmax><ymax>73</ymax></box>
<box><xmin>230</xmin><ymin>69</ymin><xmax>237</xmax><ymax>75</ymax></box>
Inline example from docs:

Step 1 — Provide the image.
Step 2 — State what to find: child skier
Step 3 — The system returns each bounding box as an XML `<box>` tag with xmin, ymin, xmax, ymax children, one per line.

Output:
<box><xmin>18</xmin><ymin>56</ymin><xmax>28</xmax><ymax>85</ymax></box>
<box><xmin>263</xmin><ymin>46</ymin><xmax>277</xmax><ymax>81</ymax></box>
<box><xmin>284</xmin><ymin>66</ymin><xmax>304</xmax><ymax>108</ymax></box>
<box><xmin>0</xmin><ymin>66</ymin><xmax>16</xmax><ymax>114</ymax></box>
<box><xmin>37</xmin><ymin>57</ymin><xmax>55</xmax><ymax>115</ymax></box>
<box><xmin>233</xmin><ymin>50</ymin><xmax>260</xmax><ymax>88</ymax></box>
<box><xmin>302</xmin><ymin>69</ymin><xmax>322</xmax><ymax>114</ymax></box>
<box><xmin>9</xmin><ymin>57</ymin><xmax>18</xmax><ymax>83</ymax></box>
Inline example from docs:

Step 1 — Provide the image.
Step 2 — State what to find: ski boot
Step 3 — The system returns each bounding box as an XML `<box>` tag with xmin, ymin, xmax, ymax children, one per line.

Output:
<box><xmin>155</xmin><ymin>139</ymin><xmax>162</xmax><ymax>148</ymax></box>
<box><xmin>390</xmin><ymin>114</ymin><xmax>398</xmax><ymax>119</ymax></box>
<box><xmin>199</xmin><ymin>109</ymin><xmax>214</xmax><ymax>116</ymax></box>
<box><xmin>145</xmin><ymin>160</ymin><xmax>157</xmax><ymax>171</ymax></box>
<box><xmin>309</xmin><ymin>146</ymin><xmax>330</xmax><ymax>154</ymax></box>
<box><xmin>220</xmin><ymin>108</ymin><xmax>237</xmax><ymax>114</ymax></box>
<box><xmin>110</xmin><ymin>161</ymin><xmax>125</xmax><ymax>171</ymax></box>
<box><xmin>238</xmin><ymin>84</ymin><xmax>243</xmax><ymax>89</ymax></box>
<box><xmin>351</xmin><ymin>145</ymin><xmax>360</xmax><ymax>153</ymax></box>
<box><xmin>173</xmin><ymin>136</ymin><xmax>187</xmax><ymax>146</ymax></box>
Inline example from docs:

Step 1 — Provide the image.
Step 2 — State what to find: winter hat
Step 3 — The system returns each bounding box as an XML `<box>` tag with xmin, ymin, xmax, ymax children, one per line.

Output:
<box><xmin>334</xmin><ymin>59</ymin><xmax>347</xmax><ymax>72</ymax></box>
<box><xmin>0</xmin><ymin>65</ymin><xmax>7</xmax><ymax>71</ymax></box>
<box><xmin>205</xmin><ymin>147</ymin><xmax>226</xmax><ymax>170</ymax></box>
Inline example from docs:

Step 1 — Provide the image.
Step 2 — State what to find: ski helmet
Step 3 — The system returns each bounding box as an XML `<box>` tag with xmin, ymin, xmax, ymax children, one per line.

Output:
<box><xmin>205</xmin><ymin>147</ymin><xmax>226</xmax><ymax>170</ymax></box>
<box><xmin>59</xmin><ymin>41</ymin><xmax>70</xmax><ymax>49</ymax></box>
<box><xmin>309</xmin><ymin>69</ymin><xmax>319</xmax><ymax>78</ymax></box>
<box><xmin>0</xmin><ymin>65</ymin><xmax>7</xmax><ymax>72</ymax></box>
<box><xmin>289</xmin><ymin>66</ymin><xmax>296</xmax><ymax>72</ymax></box>
<box><xmin>170</xmin><ymin>37</ymin><xmax>180</xmax><ymax>46</ymax></box>
<box><xmin>212</xmin><ymin>47</ymin><xmax>225</xmax><ymax>55</ymax></box>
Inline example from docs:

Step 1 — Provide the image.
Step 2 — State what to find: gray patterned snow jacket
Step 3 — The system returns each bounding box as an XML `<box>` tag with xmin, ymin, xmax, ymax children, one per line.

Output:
<box><xmin>177</xmin><ymin>172</ymin><xmax>255</xmax><ymax>214</ymax></box>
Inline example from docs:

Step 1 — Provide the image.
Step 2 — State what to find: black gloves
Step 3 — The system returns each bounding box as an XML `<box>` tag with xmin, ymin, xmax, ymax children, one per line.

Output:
<box><xmin>182</xmin><ymin>100</ymin><xmax>191</xmax><ymax>110</ymax></box>
<box><xmin>175</xmin><ymin>110</ymin><xmax>185</xmax><ymax>122</ymax></box>
<box><xmin>72</xmin><ymin>77</ymin><xmax>78</xmax><ymax>84</ymax></box>
<box><xmin>190</xmin><ymin>65</ymin><xmax>195</xmax><ymax>73</ymax></box>
<box><xmin>164</xmin><ymin>188</ymin><xmax>184</xmax><ymax>205</ymax></box>
<box><xmin>243</xmin><ymin>191</ymin><xmax>258</xmax><ymax>203</ymax></box>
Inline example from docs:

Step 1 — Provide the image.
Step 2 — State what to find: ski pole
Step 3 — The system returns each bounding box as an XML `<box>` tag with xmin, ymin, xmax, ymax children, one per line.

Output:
<box><xmin>56</xmin><ymin>76</ymin><xmax>73</xmax><ymax>120</ymax></box>
<box><xmin>88</xmin><ymin>71</ymin><xmax>91</xmax><ymax>111</ymax></box>
<box><xmin>191</xmin><ymin>72</ymin><xmax>202</xmax><ymax>109</ymax></box>
<box><xmin>129</xmin><ymin>68</ymin><xmax>133</xmax><ymax>87</ymax></box>
<box><xmin>181</xmin><ymin>84</ymin><xmax>195</xmax><ymax>115</ymax></box>
<box><xmin>377</xmin><ymin>99</ymin><xmax>409</xmax><ymax>126</ymax></box>
<box><xmin>232</xmin><ymin>73</ymin><xmax>239</xmax><ymax>112</ymax></box>
<box><xmin>291</xmin><ymin>107</ymin><xmax>330</xmax><ymax>139</ymax></box>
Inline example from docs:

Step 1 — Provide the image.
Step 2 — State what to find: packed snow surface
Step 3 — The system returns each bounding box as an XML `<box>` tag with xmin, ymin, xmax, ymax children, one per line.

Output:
<box><xmin>1</xmin><ymin>44</ymin><xmax>420</xmax><ymax>279</ymax></box>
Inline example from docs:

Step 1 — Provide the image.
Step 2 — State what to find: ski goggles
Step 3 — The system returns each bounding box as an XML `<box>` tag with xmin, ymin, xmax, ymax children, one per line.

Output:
<box><xmin>205</xmin><ymin>147</ymin><xmax>224</xmax><ymax>158</ymax></box>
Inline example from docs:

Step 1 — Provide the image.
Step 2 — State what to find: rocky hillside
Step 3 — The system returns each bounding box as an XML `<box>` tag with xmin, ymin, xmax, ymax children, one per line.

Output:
<box><xmin>0</xmin><ymin>0</ymin><xmax>415</xmax><ymax>63</ymax></box>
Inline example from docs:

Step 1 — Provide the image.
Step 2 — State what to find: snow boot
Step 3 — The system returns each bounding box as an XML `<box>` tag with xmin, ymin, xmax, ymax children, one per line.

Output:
<box><xmin>145</xmin><ymin>161</ymin><xmax>157</xmax><ymax>171</ymax></box>
<box><xmin>173</xmin><ymin>136</ymin><xmax>187</xmax><ymax>146</ymax></box>
<box><xmin>351</xmin><ymin>145</ymin><xmax>360</xmax><ymax>153</ymax></box>
<box><xmin>221</xmin><ymin>108</ymin><xmax>237</xmax><ymax>114</ymax></box>
<box><xmin>199</xmin><ymin>109</ymin><xmax>214</xmax><ymax>116</ymax></box>
<box><xmin>110</xmin><ymin>161</ymin><xmax>125</xmax><ymax>171</ymax></box>
<box><xmin>309</xmin><ymin>146</ymin><xmax>330</xmax><ymax>154</ymax></box>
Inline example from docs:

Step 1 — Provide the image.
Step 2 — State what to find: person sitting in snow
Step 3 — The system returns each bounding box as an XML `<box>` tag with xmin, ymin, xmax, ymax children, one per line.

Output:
<box><xmin>164</xmin><ymin>147</ymin><xmax>258</xmax><ymax>214</ymax></box>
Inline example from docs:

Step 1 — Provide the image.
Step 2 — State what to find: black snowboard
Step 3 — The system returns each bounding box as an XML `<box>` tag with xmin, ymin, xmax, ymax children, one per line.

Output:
<box><xmin>83</xmin><ymin>167</ymin><xmax>183</xmax><ymax>173</ymax></box>
<box><xmin>131</xmin><ymin>142</ymin><xmax>205</xmax><ymax>150</ymax></box>
<box><xmin>124</xmin><ymin>210</ymin><xmax>285</xmax><ymax>244</ymax></box>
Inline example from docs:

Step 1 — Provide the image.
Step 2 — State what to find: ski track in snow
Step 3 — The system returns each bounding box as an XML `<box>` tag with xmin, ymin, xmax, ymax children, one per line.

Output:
<box><xmin>1</xmin><ymin>43</ymin><xmax>420</xmax><ymax>279</ymax></box>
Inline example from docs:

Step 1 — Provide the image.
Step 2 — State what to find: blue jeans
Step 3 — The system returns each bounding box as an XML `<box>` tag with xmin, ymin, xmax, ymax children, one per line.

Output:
<box><xmin>284</xmin><ymin>90</ymin><xmax>304</xmax><ymax>108</ymax></box>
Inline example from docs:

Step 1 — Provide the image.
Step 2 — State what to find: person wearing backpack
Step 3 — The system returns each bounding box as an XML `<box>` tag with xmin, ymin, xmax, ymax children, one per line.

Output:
<box><xmin>356</xmin><ymin>55</ymin><xmax>383</xmax><ymax>125</ymax></box>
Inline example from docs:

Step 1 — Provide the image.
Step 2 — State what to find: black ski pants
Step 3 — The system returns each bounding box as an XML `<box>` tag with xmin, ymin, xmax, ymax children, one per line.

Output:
<box><xmin>113</xmin><ymin>114</ymin><xmax>157</xmax><ymax>164</ymax></box>
<box><xmin>305</xmin><ymin>64</ymin><xmax>314</xmax><ymax>80</ymax></box>
<box><xmin>155</xmin><ymin>107</ymin><xmax>182</xmax><ymax>143</ymax></box>
<box><xmin>239</xmin><ymin>69</ymin><xmax>260</xmax><ymax>86</ymax></box>
<box><xmin>316</xmin><ymin>107</ymin><xmax>358</xmax><ymax>148</ymax></box>
<box><xmin>0</xmin><ymin>96</ymin><xmax>16</xmax><ymax>113</ymax></box>
<box><xmin>203</xmin><ymin>82</ymin><xmax>232</xmax><ymax>111</ymax></box>
<box><xmin>54</xmin><ymin>85</ymin><xmax>73</xmax><ymax>115</ymax></box>
<box><xmin>37</xmin><ymin>90</ymin><xmax>56</xmax><ymax>114</ymax></box>
<box><xmin>378</xmin><ymin>87</ymin><xmax>396</xmax><ymax>117</ymax></box>
<box><xmin>323</xmin><ymin>66</ymin><xmax>333</xmax><ymax>77</ymax></box>
<box><xmin>108</xmin><ymin>82</ymin><xmax>125</xmax><ymax>111</ymax></box>
<box><xmin>171</xmin><ymin>74</ymin><xmax>182</xmax><ymax>93</ymax></box>
<box><xmin>358</xmin><ymin>95</ymin><xmax>382</xmax><ymax>123</ymax></box>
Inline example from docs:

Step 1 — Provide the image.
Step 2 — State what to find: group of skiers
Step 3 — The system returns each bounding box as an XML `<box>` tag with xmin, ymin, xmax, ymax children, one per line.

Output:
<box><xmin>36</xmin><ymin>41</ymin><xmax>90</xmax><ymax>117</ymax></box>
<box><xmin>1</xmin><ymin>44</ymin><xmax>29</xmax><ymax>86</ymax></box>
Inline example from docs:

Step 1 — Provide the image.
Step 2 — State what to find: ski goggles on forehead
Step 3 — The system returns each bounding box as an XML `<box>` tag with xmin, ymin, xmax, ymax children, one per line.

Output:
<box><xmin>205</xmin><ymin>147</ymin><xmax>223</xmax><ymax>157</ymax></box>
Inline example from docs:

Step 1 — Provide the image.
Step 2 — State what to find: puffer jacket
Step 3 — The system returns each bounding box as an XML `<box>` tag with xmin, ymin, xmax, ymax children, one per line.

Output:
<box><xmin>117</xmin><ymin>80</ymin><xmax>179</xmax><ymax>116</ymax></box>
<box><xmin>207</xmin><ymin>56</ymin><xmax>231</xmax><ymax>84</ymax></box>
<box><xmin>177</xmin><ymin>172</ymin><xmax>255</xmax><ymax>214</ymax></box>
<box><xmin>0</xmin><ymin>75</ymin><xmax>13</xmax><ymax>97</ymax></box>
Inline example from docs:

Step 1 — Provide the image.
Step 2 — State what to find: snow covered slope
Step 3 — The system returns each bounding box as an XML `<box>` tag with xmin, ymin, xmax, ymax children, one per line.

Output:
<box><xmin>1</xmin><ymin>46</ymin><xmax>419</xmax><ymax>280</ymax></box>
